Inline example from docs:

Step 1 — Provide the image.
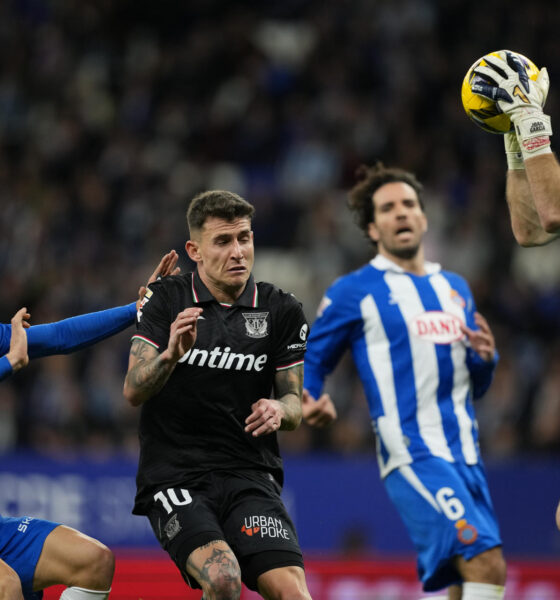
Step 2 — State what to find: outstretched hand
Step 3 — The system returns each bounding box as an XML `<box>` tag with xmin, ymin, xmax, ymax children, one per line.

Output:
<box><xmin>6</xmin><ymin>307</ymin><xmax>30</xmax><ymax>372</ymax></box>
<box><xmin>137</xmin><ymin>250</ymin><xmax>181</xmax><ymax>309</ymax></box>
<box><xmin>460</xmin><ymin>312</ymin><xmax>495</xmax><ymax>363</ymax></box>
<box><xmin>302</xmin><ymin>389</ymin><xmax>337</xmax><ymax>428</ymax></box>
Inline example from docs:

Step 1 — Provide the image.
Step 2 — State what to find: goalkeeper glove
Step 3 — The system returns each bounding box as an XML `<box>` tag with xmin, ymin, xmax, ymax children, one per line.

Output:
<box><xmin>472</xmin><ymin>51</ymin><xmax>552</xmax><ymax>160</ymax></box>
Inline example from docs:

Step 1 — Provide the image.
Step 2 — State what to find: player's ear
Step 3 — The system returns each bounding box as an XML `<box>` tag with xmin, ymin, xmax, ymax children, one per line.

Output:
<box><xmin>367</xmin><ymin>222</ymin><xmax>380</xmax><ymax>243</ymax></box>
<box><xmin>185</xmin><ymin>240</ymin><xmax>201</xmax><ymax>262</ymax></box>
<box><xmin>421</xmin><ymin>213</ymin><xmax>428</xmax><ymax>234</ymax></box>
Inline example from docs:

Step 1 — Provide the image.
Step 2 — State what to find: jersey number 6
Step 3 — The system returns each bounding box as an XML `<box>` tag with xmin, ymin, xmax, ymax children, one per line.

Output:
<box><xmin>435</xmin><ymin>487</ymin><xmax>465</xmax><ymax>521</ymax></box>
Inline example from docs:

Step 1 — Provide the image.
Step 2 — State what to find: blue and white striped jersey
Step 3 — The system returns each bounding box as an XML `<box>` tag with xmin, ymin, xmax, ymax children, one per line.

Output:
<box><xmin>304</xmin><ymin>254</ymin><xmax>497</xmax><ymax>479</ymax></box>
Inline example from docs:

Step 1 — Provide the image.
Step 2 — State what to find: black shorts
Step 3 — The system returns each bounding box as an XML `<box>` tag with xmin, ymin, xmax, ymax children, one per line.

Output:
<box><xmin>146</xmin><ymin>470</ymin><xmax>304</xmax><ymax>591</ymax></box>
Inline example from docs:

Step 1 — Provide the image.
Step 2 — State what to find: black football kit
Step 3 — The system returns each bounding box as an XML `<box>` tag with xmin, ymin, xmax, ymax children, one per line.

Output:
<box><xmin>130</xmin><ymin>270</ymin><xmax>309</xmax><ymax>590</ymax></box>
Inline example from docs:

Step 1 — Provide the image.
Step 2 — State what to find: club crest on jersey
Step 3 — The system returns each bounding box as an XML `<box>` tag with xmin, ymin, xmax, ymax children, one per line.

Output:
<box><xmin>450</xmin><ymin>289</ymin><xmax>466</xmax><ymax>308</ymax></box>
<box><xmin>137</xmin><ymin>288</ymin><xmax>153</xmax><ymax>322</ymax></box>
<box><xmin>410</xmin><ymin>311</ymin><xmax>464</xmax><ymax>344</ymax></box>
<box><xmin>242</xmin><ymin>312</ymin><xmax>269</xmax><ymax>338</ymax></box>
<box><xmin>455</xmin><ymin>519</ymin><xmax>478</xmax><ymax>545</ymax></box>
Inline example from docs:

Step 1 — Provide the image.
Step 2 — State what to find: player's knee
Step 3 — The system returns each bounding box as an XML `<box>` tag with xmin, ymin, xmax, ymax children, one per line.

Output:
<box><xmin>75</xmin><ymin>542</ymin><xmax>115</xmax><ymax>589</ymax></box>
<box><xmin>0</xmin><ymin>569</ymin><xmax>24</xmax><ymax>600</ymax></box>
<box><xmin>90</xmin><ymin>543</ymin><xmax>115</xmax><ymax>587</ymax></box>
<box><xmin>474</xmin><ymin>549</ymin><xmax>507</xmax><ymax>585</ymax></box>
<box><xmin>257</xmin><ymin>567</ymin><xmax>311</xmax><ymax>600</ymax></box>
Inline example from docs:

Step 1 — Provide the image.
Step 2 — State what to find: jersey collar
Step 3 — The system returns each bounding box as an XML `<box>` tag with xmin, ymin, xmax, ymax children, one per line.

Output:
<box><xmin>370</xmin><ymin>254</ymin><xmax>441</xmax><ymax>275</ymax></box>
<box><xmin>191</xmin><ymin>269</ymin><xmax>259</xmax><ymax>307</ymax></box>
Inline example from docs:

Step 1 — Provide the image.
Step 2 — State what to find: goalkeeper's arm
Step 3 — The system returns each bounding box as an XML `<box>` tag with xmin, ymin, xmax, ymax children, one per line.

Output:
<box><xmin>505</xmin><ymin>131</ymin><xmax>560</xmax><ymax>245</ymax></box>
<box><xmin>504</xmin><ymin>127</ymin><xmax>560</xmax><ymax>243</ymax></box>
<box><xmin>505</xmin><ymin>165</ymin><xmax>560</xmax><ymax>246</ymax></box>
<box><xmin>473</xmin><ymin>52</ymin><xmax>560</xmax><ymax>243</ymax></box>
<box><xmin>522</xmin><ymin>152</ymin><xmax>560</xmax><ymax>236</ymax></box>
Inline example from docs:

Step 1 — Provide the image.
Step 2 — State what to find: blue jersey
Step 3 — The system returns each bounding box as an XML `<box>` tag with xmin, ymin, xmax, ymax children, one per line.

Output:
<box><xmin>0</xmin><ymin>303</ymin><xmax>137</xmax><ymax>381</ymax></box>
<box><xmin>304</xmin><ymin>255</ymin><xmax>497</xmax><ymax>478</ymax></box>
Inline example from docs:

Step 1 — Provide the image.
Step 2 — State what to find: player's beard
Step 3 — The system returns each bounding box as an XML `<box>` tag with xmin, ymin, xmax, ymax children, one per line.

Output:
<box><xmin>389</xmin><ymin>243</ymin><xmax>421</xmax><ymax>260</ymax></box>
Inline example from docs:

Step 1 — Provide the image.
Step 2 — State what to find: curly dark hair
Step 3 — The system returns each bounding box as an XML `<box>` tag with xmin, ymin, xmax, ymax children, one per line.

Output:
<box><xmin>187</xmin><ymin>190</ymin><xmax>255</xmax><ymax>233</ymax></box>
<box><xmin>348</xmin><ymin>162</ymin><xmax>424</xmax><ymax>247</ymax></box>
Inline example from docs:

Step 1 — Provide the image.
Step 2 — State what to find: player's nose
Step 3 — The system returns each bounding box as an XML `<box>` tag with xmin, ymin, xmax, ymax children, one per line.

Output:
<box><xmin>231</xmin><ymin>239</ymin><xmax>244</xmax><ymax>259</ymax></box>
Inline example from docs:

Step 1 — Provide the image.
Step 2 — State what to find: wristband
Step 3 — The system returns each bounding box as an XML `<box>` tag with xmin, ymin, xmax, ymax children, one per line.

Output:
<box><xmin>514</xmin><ymin>112</ymin><xmax>553</xmax><ymax>159</ymax></box>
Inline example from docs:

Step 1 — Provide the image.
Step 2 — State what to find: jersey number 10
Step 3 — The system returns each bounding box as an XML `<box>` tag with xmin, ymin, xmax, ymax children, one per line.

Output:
<box><xmin>154</xmin><ymin>488</ymin><xmax>193</xmax><ymax>514</ymax></box>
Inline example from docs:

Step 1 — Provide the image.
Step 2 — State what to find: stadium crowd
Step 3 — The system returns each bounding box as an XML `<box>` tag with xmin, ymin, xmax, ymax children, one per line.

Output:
<box><xmin>1</xmin><ymin>0</ymin><xmax>560</xmax><ymax>460</ymax></box>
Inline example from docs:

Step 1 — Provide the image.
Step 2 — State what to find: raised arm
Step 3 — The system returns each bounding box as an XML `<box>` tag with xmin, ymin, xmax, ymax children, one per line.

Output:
<box><xmin>471</xmin><ymin>52</ymin><xmax>560</xmax><ymax>245</ymax></box>
<box><xmin>244</xmin><ymin>364</ymin><xmax>303</xmax><ymax>437</ymax></box>
<box><xmin>506</xmin><ymin>154</ymin><xmax>560</xmax><ymax>246</ymax></box>
<box><xmin>524</xmin><ymin>153</ymin><xmax>560</xmax><ymax>234</ymax></box>
<box><xmin>506</xmin><ymin>165</ymin><xmax>560</xmax><ymax>246</ymax></box>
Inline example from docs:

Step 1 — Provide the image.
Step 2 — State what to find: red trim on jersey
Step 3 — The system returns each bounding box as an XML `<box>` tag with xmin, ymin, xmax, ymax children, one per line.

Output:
<box><xmin>191</xmin><ymin>277</ymin><xmax>199</xmax><ymax>303</ymax></box>
<box><xmin>131</xmin><ymin>334</ymin><xmax>160</xmax><ymax>349</ymax></box>
<box><xmin>276</xmin><ymin>359</ymin><xmax>304</xmax><ymax>371</ymax></box>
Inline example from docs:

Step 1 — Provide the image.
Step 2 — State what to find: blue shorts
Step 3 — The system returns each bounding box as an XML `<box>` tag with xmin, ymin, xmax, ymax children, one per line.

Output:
<box><xmin>0</xmin><ymin>516</ymin><xmax>59</xmax><ymax>600</ymax></box>
<box><xmin>384</xmin><ymin>457</ymin><xmax>502</xmax><ymax>592</ymax></box>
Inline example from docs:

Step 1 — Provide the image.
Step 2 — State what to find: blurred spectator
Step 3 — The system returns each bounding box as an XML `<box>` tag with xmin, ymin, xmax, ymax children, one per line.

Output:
<box><xmin>1</xmin><ymin>0</ymin><xmax>559</xmax><ymax>459</ymax></box>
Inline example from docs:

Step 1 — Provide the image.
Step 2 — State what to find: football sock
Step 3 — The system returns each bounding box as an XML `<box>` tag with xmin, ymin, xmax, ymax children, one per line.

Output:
<box><xmin>462</xmin><ymin>582</ymin><xmax>505</xmax><ymax>599</ymax></box>
<box><xmin>59</xmin><ymin>587</ymin><xmax>111</xmax><ymax>600</ymax></box>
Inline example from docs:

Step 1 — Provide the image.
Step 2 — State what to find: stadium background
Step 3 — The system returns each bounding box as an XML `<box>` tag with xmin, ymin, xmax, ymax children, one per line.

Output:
<box><xmin>0</xmin><ymin>0</ymin><xmax>559</xmax><ymax>598</ymax></box>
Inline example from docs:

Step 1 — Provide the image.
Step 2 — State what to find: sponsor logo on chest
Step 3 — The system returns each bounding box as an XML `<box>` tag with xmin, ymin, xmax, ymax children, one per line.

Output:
<box><xmin>409</xmin><ymin>311</ymin><xmax>464</xmax><ymax>344</ymax></box>
<box><xmin>178</xmin><ymin>346</ymin><xmax>268</xmax><ymax>371</ymax></box>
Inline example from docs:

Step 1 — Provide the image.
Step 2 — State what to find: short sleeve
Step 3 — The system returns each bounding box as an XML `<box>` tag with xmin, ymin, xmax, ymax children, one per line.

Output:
<box><xmin>273</xmin><ymin>293</ymin><xmax>308</xmax><ymax>371</ymax></box>
<box><xmin>133</xmin><ymin>282</ymin><xmax>173</xmax><ymax>351</ymax></box>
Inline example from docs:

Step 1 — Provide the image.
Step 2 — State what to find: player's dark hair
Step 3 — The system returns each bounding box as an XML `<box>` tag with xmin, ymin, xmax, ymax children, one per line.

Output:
<box><xmin>187</xmin><ymin>190</ymin><xmax>255</xmax><ymax>233</ymax></box>
<box><xmin>348</xmin><ymin>162</ymin><xmax>424</xmax><ymax>247</ymax></box>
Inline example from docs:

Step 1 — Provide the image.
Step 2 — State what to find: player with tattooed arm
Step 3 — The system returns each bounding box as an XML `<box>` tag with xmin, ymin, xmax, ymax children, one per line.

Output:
<box><xmin>124</xmin><ymin>191</ymin><xmax>312</xmax><ymax>600</ymax></box>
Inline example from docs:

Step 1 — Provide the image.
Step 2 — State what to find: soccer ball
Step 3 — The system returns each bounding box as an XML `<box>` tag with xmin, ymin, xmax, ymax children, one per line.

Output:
<box><xmin>461</xmin><ymin>50</ymin><xmax>540</xmax><ymax>134</ymax></box>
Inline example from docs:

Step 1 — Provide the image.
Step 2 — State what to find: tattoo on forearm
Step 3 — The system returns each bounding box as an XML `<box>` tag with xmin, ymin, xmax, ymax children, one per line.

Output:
<box><xmin>127</xmin><ymin>339</ymin><xmax>174</xmax><ymax>400</ymax></box>
<box><xmin>187</xmin><ymin>543</ymin><xmax>241</xmax><ymax>594</ymax></box>
<box><xmin>274</xmin><ymin>364</ymin><xmax>303</xmax><ymax>430</ymax></box>
<box><xmin>129</xmin><ymin>339</ymin><xmax>154</xmax><ymax>361</ymax></box>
